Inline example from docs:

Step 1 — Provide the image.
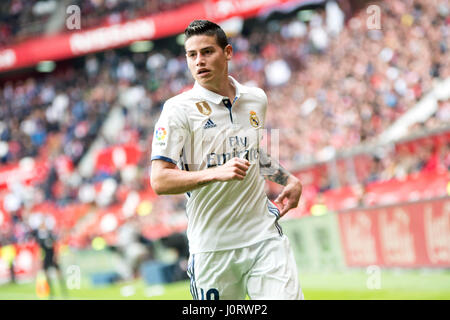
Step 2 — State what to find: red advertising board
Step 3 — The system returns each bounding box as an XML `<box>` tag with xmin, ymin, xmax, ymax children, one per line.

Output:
<box><xmin>338</xmin><ymin>197</ymin><xmax>450</xmax><ymax>267</ymax></box>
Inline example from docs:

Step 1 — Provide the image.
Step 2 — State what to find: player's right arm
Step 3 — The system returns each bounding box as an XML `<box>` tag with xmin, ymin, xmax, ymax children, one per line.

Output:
<box><xmin>151</xmin><ymin>99</ymin><xmax>251</xmax><ymax>195</ymax></box>
<box><xmin>151</xmin><ymin>157</ymin><xmax>250</xmax><ymax>195</ymax></box>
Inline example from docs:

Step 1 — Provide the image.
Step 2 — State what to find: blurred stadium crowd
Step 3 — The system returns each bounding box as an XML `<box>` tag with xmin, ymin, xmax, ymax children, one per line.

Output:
<box><xmin>0</xmin><ymin>0</ymin><xmax>449</xmax><ymax>278</ymax></box>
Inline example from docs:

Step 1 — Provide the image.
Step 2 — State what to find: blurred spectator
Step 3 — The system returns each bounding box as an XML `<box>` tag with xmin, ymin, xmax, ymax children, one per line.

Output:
<box><xmin>441</xmin><ymin>142</ymin><xmax>450</xmax><ymax>170</ymax></box>
<box><xmin>353</xmin><ymin>183</ymin><xmax>368</xmax><ymax>208</ymax></box>
<box><xmin>109</xmin><ymin>215</ymin><xmax>154</xmax><ymax>281</ymax></box>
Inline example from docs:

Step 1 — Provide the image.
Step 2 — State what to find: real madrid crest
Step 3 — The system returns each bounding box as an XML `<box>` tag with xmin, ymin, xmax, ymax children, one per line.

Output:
<box><xmin>196</xmin><ymin>101</ymin><xmax>212</xmax><ymax>116</ymax></box>
<box><xmin>249</xmin><ymin>111</ymin><xmax>260</xmax><ymax>128</ymax></box>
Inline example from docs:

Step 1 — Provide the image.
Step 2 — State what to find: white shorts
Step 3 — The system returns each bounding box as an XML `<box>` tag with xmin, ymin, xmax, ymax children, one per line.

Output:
<box><xmin>187</xmin><ymin>235</ymin><xmax>304</xmax><ymax>300</ymax></box>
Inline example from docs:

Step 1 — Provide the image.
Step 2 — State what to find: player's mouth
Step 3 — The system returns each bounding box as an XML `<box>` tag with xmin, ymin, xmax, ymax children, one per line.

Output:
<box><xmin>197</xmin><ymin>69</ymin><xmax>211</xmax><ymax>76</ymax></box>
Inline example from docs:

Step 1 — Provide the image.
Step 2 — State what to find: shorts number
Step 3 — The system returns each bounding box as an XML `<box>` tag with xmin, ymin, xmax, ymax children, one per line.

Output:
<box><xmin>200</xmin><ymin>288</ymin><xmax>219</xmax><ymax>300</ymax></box>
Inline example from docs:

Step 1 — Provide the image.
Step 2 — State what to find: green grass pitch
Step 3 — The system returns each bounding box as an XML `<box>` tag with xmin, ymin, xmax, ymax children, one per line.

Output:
<box><xmin>1</xmin><ymin>269</ymin><xmax>449</xmax><ymax>300</ymax></box>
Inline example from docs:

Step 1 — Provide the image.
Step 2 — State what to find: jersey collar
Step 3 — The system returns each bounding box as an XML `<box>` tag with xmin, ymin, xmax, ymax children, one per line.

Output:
<box><xmin>193</xmin><ymin>76</ymin><xmax>248</xmax><ymax>105</ymax></box>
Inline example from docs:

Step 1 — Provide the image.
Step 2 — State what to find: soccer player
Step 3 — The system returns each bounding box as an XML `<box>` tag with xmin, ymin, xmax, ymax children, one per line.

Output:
<box><xmin>31</xmin><ymin>220</ymin><xmax>68</xmax><ymax>299</ymax></box>
<box><xmin>150</xmin><ymin>20</ymin><xmax>304</xmax><ymax>300</ymax></box>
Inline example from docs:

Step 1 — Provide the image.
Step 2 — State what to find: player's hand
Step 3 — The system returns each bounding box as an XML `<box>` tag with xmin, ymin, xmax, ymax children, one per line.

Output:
<box><xmin>274</xmin><ymin>177</ymin><xmax>302</xmax><ymax>217</ymax></box>
<box><xmin>212</xmin><ymin>157</ymin><xmax>250</xmax><ymax>182</ymax></box>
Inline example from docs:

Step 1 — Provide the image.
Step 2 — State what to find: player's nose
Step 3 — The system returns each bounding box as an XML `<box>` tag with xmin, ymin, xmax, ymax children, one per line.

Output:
<box><xmin>196</xmin><ymin>54</ymin><xmax>205</xmax><ymax>66</ymax></box>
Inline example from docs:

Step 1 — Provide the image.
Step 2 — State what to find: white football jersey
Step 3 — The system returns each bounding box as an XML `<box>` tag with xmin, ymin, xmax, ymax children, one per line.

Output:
<box><xmin>151</xmin><ymin>76</ymin><xmax>282</xmax><ymax>253</ymax></box>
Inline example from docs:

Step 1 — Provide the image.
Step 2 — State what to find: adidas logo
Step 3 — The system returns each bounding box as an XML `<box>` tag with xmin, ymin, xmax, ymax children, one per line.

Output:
<box><xmin>204</xmin><ymin>118</ymin><xmax>217</xmax><ymax>129</ymax></box>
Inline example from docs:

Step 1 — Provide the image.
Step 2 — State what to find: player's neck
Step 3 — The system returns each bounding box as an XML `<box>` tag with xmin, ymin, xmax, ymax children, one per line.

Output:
<box><xmin>202</xmin><ymin>75</ymin><xmax>235</xmax><ymax>101</ymax></box>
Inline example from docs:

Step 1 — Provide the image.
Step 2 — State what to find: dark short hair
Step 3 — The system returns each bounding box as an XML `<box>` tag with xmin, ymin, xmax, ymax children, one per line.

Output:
<box><xmin>184</xmin><ymin>20</ymin><xmax>229</xmax><ymax>49</ymax></box>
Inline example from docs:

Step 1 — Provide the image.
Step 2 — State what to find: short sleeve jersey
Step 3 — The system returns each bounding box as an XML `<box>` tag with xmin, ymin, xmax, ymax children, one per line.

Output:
<box><xmin>151</xmin><ymin>76</ymin><xmax>282</xmax><ymax>254</ymax></box>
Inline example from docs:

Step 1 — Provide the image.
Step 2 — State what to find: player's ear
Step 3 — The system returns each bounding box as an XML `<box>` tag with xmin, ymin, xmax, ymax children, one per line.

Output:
<box><xmin>224</xmin><ymin>44</ymin><xmax>233</xmax><ymax>61</ymax></box>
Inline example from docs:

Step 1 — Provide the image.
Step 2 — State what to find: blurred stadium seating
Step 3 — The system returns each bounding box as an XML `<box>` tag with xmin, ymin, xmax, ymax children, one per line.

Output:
<box><xmin>0</xmin><ymin>0</ymin><xmax>449</xmax><ymax>283</ymax></box>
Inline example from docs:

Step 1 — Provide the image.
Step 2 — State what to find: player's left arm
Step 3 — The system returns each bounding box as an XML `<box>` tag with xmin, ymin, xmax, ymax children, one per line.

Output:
<box><xmin>259</xmin><ymin>149</ymin><xmax>302</xmax><ymax>217</ymax></box>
